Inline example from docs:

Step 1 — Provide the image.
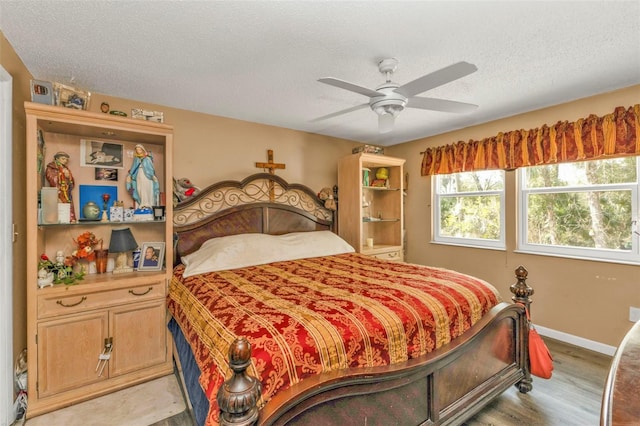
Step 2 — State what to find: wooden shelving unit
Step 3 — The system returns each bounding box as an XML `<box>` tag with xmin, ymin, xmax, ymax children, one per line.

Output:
<box><xmin>338</xmin><ymin>152</ymin><xmax>405</xmax><ymax>261</ymax></box>
<box><xmin>24</xmin><ymin>102</ymin><xmax>174</xmax><ymax>417</ymax></box>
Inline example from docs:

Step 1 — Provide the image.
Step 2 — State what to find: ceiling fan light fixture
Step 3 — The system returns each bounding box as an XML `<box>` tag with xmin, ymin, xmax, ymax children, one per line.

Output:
<box><xmin>370</xmin><ymin>90</ymin><xmax>407</xmax><ymax>118</ymax></box>
<box><xmin>374</xmin><ymin>104</ymin><xmax>403</xmax><ymax>117</ymax></box>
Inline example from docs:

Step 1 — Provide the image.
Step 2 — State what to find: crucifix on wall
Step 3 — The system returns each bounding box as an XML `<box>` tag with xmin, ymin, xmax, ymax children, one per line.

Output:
<box><xmin>255</xmin><ymin>149</ymin><xmax>286</xmax><ymax>201</ymax></box>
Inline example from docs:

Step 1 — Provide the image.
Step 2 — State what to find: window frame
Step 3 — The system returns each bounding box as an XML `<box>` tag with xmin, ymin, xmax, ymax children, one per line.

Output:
<box><xmin>517</xmin><ymin>159</ymin><xmax>640</xmax><ymax>264</ymax></box>
<box><xmin>433</xmin><ymin>170</ymin><xmax>506</xmax><ymax>249</ymax></box>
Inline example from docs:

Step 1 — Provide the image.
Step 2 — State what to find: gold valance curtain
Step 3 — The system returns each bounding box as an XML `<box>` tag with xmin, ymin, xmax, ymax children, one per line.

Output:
<box><xmin>420</xmin><ymin>104</ymin><xmax>640</xmax><ymax>176</ymax></box>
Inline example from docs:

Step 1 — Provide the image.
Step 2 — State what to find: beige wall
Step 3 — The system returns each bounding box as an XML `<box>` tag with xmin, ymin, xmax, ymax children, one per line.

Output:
<box><xmin>387</xmin><ymin>85</ymin><xmax>640</xmax><ymax>347</ymax></box>
<box><xmin>86</xmin><ymin>94</ymin><xmax>360</xmax><ymax>192</ymax></box>
<box><xmin>1</xmin><ymin>31</ymin><xmax>30</xmax><ymax>372</ymax></box>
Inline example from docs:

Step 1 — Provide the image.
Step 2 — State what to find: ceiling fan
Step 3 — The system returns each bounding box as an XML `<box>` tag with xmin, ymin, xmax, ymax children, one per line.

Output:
<box><xmin>314</xmin><ymin>58</ymin><xmax>478</xmax><ymax>134</ymax></box>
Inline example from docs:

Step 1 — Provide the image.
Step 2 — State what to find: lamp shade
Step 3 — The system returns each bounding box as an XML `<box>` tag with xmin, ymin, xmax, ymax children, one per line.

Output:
<box><xmin>108</xmin><ymin>228</ymin><xmax>138</xmax><ymax>253</ymax></box>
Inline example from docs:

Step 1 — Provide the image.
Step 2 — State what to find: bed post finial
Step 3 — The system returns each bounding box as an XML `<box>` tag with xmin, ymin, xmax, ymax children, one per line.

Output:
<box><xmin>217</xmin><ymin>337</ymin><xmax>262</xmax><ymax>426</ymax></box>
<box><xmin>510</xmin><ymin>265</ymin><xmax>534</xmax><ymax>309</ymax></box>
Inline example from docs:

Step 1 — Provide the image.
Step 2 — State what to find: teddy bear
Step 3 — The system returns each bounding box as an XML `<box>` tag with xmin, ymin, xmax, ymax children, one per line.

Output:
<box><xmin>173</xmin><ymin>177</ymin><xmax>202</xmax><ymax>205</ymax></box>
<box><xmin>317</xmin><ymin>186</ymin><xmax>337</xmax><ymax>211</ymax></box>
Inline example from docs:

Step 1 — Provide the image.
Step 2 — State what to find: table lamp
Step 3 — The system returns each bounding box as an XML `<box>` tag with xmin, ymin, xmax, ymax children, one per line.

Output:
<box><xmin>109</xmin><ymin>228</ymin><xmax>138</xmax><ymax>274</ymax></box>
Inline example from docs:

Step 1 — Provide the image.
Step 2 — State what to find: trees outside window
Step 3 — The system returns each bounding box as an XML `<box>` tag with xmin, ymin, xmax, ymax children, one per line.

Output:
<box><xmin>434</xmin><ymin>170</ymin><xmax>505</xmax><ymax>249</ymax></box>
<box><xmin>519</xmin><ymin>157</ymin><xmax>638</xmax><ymax>263</ymax></box>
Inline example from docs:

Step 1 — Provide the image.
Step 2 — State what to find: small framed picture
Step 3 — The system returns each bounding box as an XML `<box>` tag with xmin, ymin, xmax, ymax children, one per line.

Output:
<box><xmin>80</xmin><ymin>139</ymin><xmax>124</xmax><ymax>168</ymax></box>
<box><xmin>31</xmin><ymin>80</ymin><xmax>54</xmax><ymax>105</ymax></box>
<box><xmin>95</xmin><ymin>168</ymin><xmax>118</xmax><ymax>181</ymax></box>
<box><xmin>152</xmin><ymin>206</ymin><xmax>165</xmax><ymax>221</ymax></box>
<box><xmin>138</xmin><ymin>242</ymin><xmax>165</xmax><ymax>271</ymax></box>
<box><xmin>54</xmin><ymin>82</ymin><xmax>90</xmax><ymax>110</ymax></box>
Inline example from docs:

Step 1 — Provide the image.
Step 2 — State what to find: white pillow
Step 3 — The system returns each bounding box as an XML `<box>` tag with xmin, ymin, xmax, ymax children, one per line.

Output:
<box><xmin>181</xmin><ymin>231</ymin><xmax>354</xmax><ymax>277</ymax></box>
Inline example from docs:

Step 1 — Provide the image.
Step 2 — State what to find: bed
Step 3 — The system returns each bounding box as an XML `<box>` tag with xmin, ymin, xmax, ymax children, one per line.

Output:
<box><xmin>168</xmin><ymin>173</ymin><xmax>534</xmax><ymax>426</ymax></box>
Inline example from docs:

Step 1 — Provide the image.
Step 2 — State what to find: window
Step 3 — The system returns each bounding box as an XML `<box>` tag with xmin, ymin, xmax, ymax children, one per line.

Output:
<box><xmin>519</xmin><ymin>157</ymin><xmax>639</xmax><ymax>263</ymax></box>
<box><xmin>434</xmin><ymin>170</ymin><xmax>505</xmax><ymax>249</ymax></box>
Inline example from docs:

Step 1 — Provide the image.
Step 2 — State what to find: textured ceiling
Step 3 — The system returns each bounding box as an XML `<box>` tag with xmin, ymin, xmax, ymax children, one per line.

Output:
<box><xmin>1</xmin><ymin>1</ymin><xmax>639</xmax><ymax>146</ymax></box>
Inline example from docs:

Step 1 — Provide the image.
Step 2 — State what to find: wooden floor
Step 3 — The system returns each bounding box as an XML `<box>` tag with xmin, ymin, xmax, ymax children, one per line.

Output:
<box><xmin>153</xmin><ymin>337</ymin><xmax>612</xmax><ymax>426</ymax></box>
<box><xmin>464</xmin><ymin>337</ymin><xmax>612</xmax><ymax>426</ymax></box>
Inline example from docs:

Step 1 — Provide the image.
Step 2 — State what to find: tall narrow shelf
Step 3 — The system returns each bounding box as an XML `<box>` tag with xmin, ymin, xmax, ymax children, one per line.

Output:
<box><xmin>24</xmin><ymin>102</ymin><xmax>174</xmax><ymax>417</ymax></box>
<box><xmin>338</xmin><ymin>153</ymin><xmax>405</xmax><ymax>261</ymax></box>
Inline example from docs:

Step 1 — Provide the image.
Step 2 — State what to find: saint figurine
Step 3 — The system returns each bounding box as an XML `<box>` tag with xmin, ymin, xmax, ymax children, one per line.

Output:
<box><xmin>126</xmin><ymin>144</ymin><xmax>159</xmax><ymax>208</ymax></box>
<box><xmin>45</xmin><ymin>151</ymin><xmax>77</xmax><ymax>222</ymax></box>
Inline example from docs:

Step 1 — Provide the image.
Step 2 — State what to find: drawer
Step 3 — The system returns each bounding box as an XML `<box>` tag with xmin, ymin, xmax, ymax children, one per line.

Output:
<box><xmin>371</xmin><ymin>250</ymin><xmax>403</xmax><ymax>262</ymax></box>
<box><xmin>38</xmin><ymin>281</ymin><xmax>164</xmax><ymax>319</ymax></box>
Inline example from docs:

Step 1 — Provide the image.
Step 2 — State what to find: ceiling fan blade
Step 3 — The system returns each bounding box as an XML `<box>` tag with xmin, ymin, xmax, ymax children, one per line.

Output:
<box><xmin>310</xmin><ymin>103</ymin><xmax>369</xmax><ymax>122</ymax></box>
<box><xmin>318</xmin><ymin>77</ymin><xmax>384</xmax><ymax>98</ymax></box>
<box><xmin>378</xmin><ymin>114</ymin><xmax>395</xmax><ymax>134</ymax></box>
<box><xmin>408</xmin><ymin>97</ymin><xmax>478</xmax><ymax>113</ymax></box>
<box><xmin>394</xmin><ymin>61</ymin><xmax>477</xmax><ymax>98</ymax></box>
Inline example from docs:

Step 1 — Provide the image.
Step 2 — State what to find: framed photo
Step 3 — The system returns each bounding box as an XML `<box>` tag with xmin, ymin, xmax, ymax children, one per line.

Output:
<box><xmin>95</xmin><ymin>167</ymin><xmax>118</xmax><ymax>181</ymax></box>
<box><xmin>80</xmin><ymin>139</ymin><xmax>124</xmax><ymax>168</ymax></box>
<box><xmin>31</xmin><ymin>79</ymin><xmax>54</xmax><ymax>105</ymax></box>
<box><xmin>37</xmin><ymin>129</ymin><xmax>46</xmax><ymax>187</ymax></box>
<box><xmin>152</xmin><ymin>206</ymin><xmax>165</xmax><ymax>221</ymax></box>
<box><xmin>132</xmin><ymin>108</ymin><xmax>164</xmax><ymax>123</ymax></box>
<box><xmin>54</xmin><ymin>82</ymin><xmax>90</xmax><ymax>110</ymax></box>
<box><xmin>138</xmin><ymin>242</ymin><xmax>165</xmax><ymax>271</ymax></box>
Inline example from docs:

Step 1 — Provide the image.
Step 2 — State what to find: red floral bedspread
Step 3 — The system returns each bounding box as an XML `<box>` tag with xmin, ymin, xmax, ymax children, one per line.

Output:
<box><xmin>167</xmin><ymin>253</ymin><xmax>501</xmax><ymax>425</ymax></box>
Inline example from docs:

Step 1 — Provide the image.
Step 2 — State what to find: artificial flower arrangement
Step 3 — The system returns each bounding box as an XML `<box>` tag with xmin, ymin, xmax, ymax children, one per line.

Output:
<box><xmin>37</xmin><ymin>231</ymin><xmax>102</xmax><ymax>286</ymax></box>
<box><xmin>72</xmin><ymin>231</ymin><xmax>102</xmax><ymax>262</ymax></box>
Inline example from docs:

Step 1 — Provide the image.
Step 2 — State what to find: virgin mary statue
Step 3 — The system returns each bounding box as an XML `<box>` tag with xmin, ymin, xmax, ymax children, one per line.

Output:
<box><xmin>126</xmin><ymin>144</ymin><xmax>159</xmax><ymax>208</ymax></box>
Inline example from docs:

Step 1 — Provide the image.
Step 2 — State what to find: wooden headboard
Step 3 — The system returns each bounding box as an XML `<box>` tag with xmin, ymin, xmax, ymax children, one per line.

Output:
<box><xmin>173</xmin><ymin>173</ymin><xmax>335</xmax><ymax>262</ymax></box>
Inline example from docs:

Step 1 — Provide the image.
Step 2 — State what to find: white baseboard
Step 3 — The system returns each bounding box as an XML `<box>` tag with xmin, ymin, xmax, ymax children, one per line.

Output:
<box><xmin>535</xmin><ymin>325</ymin><xmax>616</xmax><ymax>356</ymax></box>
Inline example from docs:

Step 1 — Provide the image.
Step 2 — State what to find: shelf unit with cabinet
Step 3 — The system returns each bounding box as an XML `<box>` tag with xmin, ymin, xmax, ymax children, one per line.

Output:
<box><xmin>338</xmin><ymin>152</ymin><xmax>405</xmax><ymax>261</ymax></box>
<box><xmin>24</xmin><ymin>102</ymin><xmax>174</xmax><ymax>418</ymax></box>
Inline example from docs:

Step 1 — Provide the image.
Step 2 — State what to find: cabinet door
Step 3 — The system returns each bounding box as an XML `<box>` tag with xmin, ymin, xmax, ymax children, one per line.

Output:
<box><xmin>37</xmin><ymin>312</ymin><xmax>109</xmax><ymax>397</ymax></box>
<box><xmin>109</xmin><ymin>300</ymin><xmax>168</xmax><ymax>377</ymax></box>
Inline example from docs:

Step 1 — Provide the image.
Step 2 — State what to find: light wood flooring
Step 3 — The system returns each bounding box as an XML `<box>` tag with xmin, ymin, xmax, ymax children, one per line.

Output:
<box><xmin>464</xmin><ymin>337</ymin><xmax>612</xmax><ymax>425</ymax></box>
<box><xmin>154</xmin><ymin>337</ymin><xmax>612</xmax><ymax>426</ymax></box>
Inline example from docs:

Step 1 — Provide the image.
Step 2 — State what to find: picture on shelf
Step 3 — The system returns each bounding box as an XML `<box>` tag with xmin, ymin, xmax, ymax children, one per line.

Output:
<box><xmin>95</xmin><ymin>168</ymin><xmax>118</xmax><ymax>181</ymax></box>
<box><xmin>78</xmin><ymin>185</ymin><xmax>118</xmax><ymax>220</ymax></box>
<box><xmin>30</xmin><ymin>79</ymin><xmax>54</xmax><ymax>105</ymax></box>
<box><xmin>54</xmin><ymin>82</ymin><xmax>90</xmax><ymax>110</ymax></box>
<box><xmin>153</xmin><ymin>206</ymin><xmax>166</xmax><ymax>221</ymax></box>
<box><xmin>37</xmin><ymin>129</ymin><xmax>46</xmax><ymax>187</ymax></box>
<box><xmin>138</xmin><ymin>242</ymin><xmax>165</xmax><ymax>271</ymax></box>
<box><xmin>80</xmin><ymin>139</ymin><xmax>124</xmax><ymax>168</ymax></box>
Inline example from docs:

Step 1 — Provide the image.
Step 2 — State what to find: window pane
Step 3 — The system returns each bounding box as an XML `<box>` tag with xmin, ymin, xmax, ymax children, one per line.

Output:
<box><xmin>438</xmin><ymin>170</ymin><xmax>504</xmax><ymax>194</ymax></box>
<box><xmin>440</xmin><ymin>195</ymin><xmax>501</xmax><ymax>240</ymax></box>
<box><xmin>524</xmin><ymin>157</ymin><xmax>637</xmax><ymax>188</ymax></box>
<box><xmin>526</xmin><ymin>190</ymin><xmax>632</xmax><ymax>250</ymax></box>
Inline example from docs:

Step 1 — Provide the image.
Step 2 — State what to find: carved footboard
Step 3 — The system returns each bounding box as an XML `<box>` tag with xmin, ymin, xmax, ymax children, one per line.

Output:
<box><xmin>217</xmin><ymin>266</ymin><xmax>534</xmax><ymax>426</ymax></box>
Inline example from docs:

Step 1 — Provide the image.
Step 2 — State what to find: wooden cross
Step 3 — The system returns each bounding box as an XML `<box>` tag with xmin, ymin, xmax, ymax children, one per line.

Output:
<box><xmin>255</xmin><ymin>149</ymin><xmax>286</xmax><ymax>174</ymax></box>
<box><xmin>255</xmin><ymin>149</ymin><xmax>286</xmax><ymax>201</ymax></box>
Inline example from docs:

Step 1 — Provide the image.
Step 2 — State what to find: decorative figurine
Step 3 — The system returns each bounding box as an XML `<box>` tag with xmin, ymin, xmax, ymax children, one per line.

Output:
<box><xmin>45</xmin><ymin>151</ymin><xmax>77</xmax><ymax>222</ymax></box>
<box><xmin>126</xmin><ymin>144</ymin><xmax>159</xmax><ymax>209</ymax></box>
<box><xmin>55</xmin><ymin>250</ymin><xmax>64</xmax><ymax>265</ymax></box>
<box><xmin>37</xmin><ymin>268</ymin><xmax>54</xmax><ymax>288</ymax></box>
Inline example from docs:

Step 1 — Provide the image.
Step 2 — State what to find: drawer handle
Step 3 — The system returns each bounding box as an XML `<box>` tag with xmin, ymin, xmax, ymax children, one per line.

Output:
<box><xmin>129</xmin><ymin>287</ymin><xmax>153</xmax><ymax>296</ymax></box>
<box><xmin>56</xmin><ymin>296</ymin><xmax>87</xmax><ymax>308</ymax></box>
<box><xmin>388</xmin><ymin>252</ymin><xmax>399</xmax><ymax>257</ymax></box>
